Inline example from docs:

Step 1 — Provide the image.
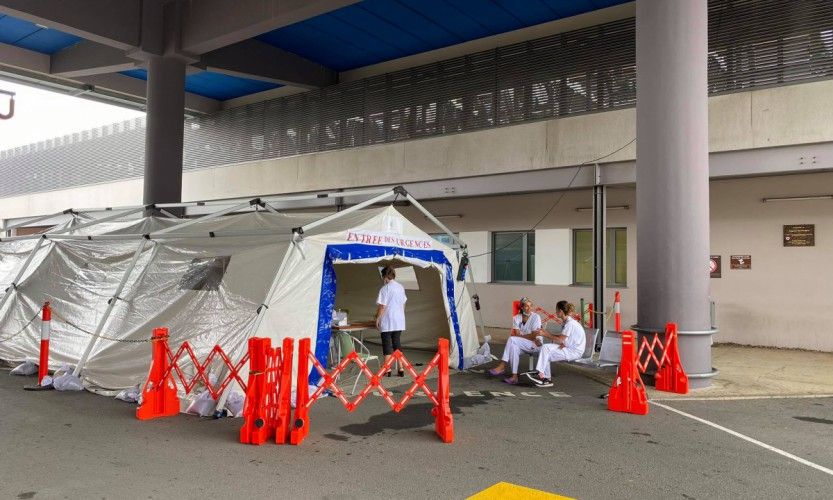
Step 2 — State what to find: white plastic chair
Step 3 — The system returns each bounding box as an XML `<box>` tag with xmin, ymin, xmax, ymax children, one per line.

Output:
<box><xmin>333</xmin><ymin>330</ymin><xmax>380</xmax><ymax>395</ymax></box>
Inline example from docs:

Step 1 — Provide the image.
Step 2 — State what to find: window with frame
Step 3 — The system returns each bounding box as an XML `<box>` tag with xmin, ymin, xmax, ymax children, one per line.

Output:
<box><xmin>492</xmin><ymin>232</ymin><xmax>535</xmax><ymax>283</ymax></box>
<box><xmin>573</xmin><ymin>228</ymin><xmax>627</xmax><ymax>286</ymax></box>
<box><xmin>429</xmin><ymin>232</ymin><xmax>459</xmax><ymax>249</ymax></box>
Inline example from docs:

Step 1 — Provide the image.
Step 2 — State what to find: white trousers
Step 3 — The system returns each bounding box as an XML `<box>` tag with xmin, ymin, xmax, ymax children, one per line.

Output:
<box><xmin>536</xmin><ymin>344</ymin><xmax>580</xmax><ymax>379</ymax></box>
<box><xmin>500</xmin><ymin>337</ymin><xmax>540</xmax><ymax>374</ymax></box>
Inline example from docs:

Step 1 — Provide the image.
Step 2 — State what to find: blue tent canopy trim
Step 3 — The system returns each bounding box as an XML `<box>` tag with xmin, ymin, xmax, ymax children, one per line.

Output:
<box><xmin>312</xmin><ymin>243</ymin><xmax>464</xmax><ymax>384</ymax></box>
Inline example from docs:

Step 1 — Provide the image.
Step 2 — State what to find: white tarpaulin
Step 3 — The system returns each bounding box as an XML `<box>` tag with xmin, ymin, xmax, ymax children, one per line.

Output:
<box><xmin>0</xmin><ymin>202</ymin><xmax>479</xmax><ymax>396</ymax></box>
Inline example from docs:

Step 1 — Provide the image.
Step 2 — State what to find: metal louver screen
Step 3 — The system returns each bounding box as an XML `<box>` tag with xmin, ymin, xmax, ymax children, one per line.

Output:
<box><xmin>1</xmin><ymin>0</ymin><xmax>832</xmax><ymax>198</ymax></box>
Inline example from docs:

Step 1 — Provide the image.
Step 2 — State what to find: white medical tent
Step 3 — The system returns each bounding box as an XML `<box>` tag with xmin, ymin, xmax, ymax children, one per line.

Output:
<box><xmin>0</xmin><ymin>187</ymin><xmax>480</xmax><ymax>397</ymax></box>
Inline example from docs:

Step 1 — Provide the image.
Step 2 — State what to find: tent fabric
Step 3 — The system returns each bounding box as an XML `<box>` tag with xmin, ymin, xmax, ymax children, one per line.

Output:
<box><xmin>0</xmin><ymin>205</ymin><xmax>479</xmax><ymax>394</ymax></box>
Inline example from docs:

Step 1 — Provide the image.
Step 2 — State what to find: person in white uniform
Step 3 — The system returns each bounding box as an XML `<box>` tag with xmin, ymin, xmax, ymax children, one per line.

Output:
<box><xmin>525</xmin><ymin>301</ymin><xmax>585</xmax><ymax>388</ymax></box>
<box><xmin>375</xmin><ymin>266</ymin><xmax>407</xmax><ymax>377</ymax></box>
<box><xmin>488</xmin><ymin>297</ymin><xmax>542</xmax><ymax>385</ymax></box>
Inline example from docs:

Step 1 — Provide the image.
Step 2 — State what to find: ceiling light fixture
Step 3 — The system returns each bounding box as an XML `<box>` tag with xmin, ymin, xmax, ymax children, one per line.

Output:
<box><xmin>761</xmin><ymin>195</ymin><xmax>833</xmax><ymax>203</ymax></box>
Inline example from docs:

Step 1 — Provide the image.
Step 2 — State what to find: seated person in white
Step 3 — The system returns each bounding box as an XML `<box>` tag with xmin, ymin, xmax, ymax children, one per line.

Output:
<box><xmin>526</xmin><ymin>300</ymin><xmax>585</xmax><ymax>388</ymax></box>
<box><xmin>488</xmin><ymin>297</ymin><xmax>542</xmax><ymax>385</ymax></box>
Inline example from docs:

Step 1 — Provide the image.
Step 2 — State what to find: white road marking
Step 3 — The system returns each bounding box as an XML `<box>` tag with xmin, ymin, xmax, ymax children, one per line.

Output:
<box><xmin>651</xmin><ymin>394</ymin><xmax>833</xmax><ymax>402</ymax></box>
<box><xmin>652</xmin><ymin>401</ymin><xmax>833</xmax><ymax>477</ymax></box>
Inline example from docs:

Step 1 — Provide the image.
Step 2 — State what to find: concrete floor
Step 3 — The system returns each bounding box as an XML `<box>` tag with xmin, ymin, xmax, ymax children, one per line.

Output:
<box><xmin>1</xmin><ymin>343</ymin><xmax>832</xmax><ymax>499</ymax></box>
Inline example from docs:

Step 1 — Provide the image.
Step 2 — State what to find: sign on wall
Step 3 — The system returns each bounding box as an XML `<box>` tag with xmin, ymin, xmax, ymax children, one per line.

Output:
<box><xmin>709</xmin><ymin>255</ymin><xmax>721</xmax><ymax>278</ymax></box>
<box><xmin>783</xmin><ymin>224</ymin><xmax>815</xmax><ymax>247</ymax></box>
<box><xmin>730</xmin><ymin>255</ymin><xmax>751</xmax><ymax>270</ymax></box>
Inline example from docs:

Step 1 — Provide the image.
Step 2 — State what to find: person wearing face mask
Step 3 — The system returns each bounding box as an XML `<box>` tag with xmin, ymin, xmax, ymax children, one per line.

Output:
<box><xmin>487</xmin><ymin>297</ymin><xmax>542</xmax><ymax>385</ymax></box>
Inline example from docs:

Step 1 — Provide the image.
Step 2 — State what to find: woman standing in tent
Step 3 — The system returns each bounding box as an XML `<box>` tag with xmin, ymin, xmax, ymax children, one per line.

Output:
<box><xmin>375</xmin><ymin>266</ymin><xmax>407</xmax><ymax>377</ymax></box>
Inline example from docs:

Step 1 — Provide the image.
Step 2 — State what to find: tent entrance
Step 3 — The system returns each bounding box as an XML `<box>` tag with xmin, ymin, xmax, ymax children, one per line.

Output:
<box><xmin>315</xmin><ymin>243</ymin><xmax>465</xmax><ymax>371</ymax></box>
<box><xmin>332</xmin><ymin>261</ymin><xmax>451</xmax><ymax>349</ymax></box>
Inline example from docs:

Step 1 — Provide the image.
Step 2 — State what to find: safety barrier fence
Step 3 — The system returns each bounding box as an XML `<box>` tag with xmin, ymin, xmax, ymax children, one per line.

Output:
<box><xmin>240</xmin><ymin>337</ymin><xmax>293</xmax><ymax>445</ymax></box>
<box><xmin>291</xmin><ymin>337</ymin><xmax>454</xmax><ymax>445</ymax></box>
<box><xmin>607</xmin><ymin>323</ymin><xmax>688</xmax><ymax>416</ymax></box>
<box><xmin>137</xmin><ymin>327</ymin><xmax>250</xmax><ymax>420</ymax></box>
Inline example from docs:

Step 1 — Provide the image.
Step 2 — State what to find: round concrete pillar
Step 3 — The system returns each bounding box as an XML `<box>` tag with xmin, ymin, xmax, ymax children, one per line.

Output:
<box><xmin>635</xmin><ymin>0</ymin><xmax>715</xmax><ymax>387</ymax></box>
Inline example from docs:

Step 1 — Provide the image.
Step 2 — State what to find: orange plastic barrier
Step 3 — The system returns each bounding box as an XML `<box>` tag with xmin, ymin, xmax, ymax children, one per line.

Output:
<box><xmin>636</xmin><ymin>323</ymin><xmax>689</xmax><ymax>394</ymax></box>
<box><xmin>291</xmin><ymin>337</ymin><xmax>453</xmax><ymax>445</ymax></box>
<box><xmin>607</xmin><ymin>330</ymin><xmax>649</xmax><ymax>415</ymax></box>
<box><xmin>136</xmin><ymin>327</ymin><xmax>251</xmax><ymax>420</ymax></box>
<box><xmin>240</xmin><ymin>337</ymin><xmax>293</xmax><ymax>445</ymax></box>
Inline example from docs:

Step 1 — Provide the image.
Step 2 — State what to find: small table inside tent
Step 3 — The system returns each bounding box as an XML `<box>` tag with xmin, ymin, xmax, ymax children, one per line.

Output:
<box><xmin>332</xmin><ymin>322</ymin><xmax>376</xmax><ymax>343</ymax></box>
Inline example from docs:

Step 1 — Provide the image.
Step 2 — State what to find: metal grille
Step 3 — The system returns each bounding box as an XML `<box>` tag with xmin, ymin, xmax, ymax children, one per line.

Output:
<box><xmin>1</xmin><ymin>0</ymin><xmax>832</xmax><ymax>198</ymax></box>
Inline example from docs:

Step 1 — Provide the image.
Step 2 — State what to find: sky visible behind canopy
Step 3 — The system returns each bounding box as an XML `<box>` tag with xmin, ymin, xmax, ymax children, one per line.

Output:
<box><xmin>0</xmin><ymin>77</ymin><xmax>144</xmax><ymax>150</ymax></box>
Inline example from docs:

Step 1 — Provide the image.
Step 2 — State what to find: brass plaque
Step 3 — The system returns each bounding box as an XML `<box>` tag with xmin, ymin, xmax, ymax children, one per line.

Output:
<box><xmin>783</xmin><ymin>224</ymin><xmax>815</xmax><ymax>247</ymax></box>
<box><xmin>730</xmin><ymin>255</ymin><xmax>751</xmax><ymax>270</ymax></box>
<box><xmin>709</xmin><ymin>255</ymin><xmax>721</xmax><ymax>278</ymax></box>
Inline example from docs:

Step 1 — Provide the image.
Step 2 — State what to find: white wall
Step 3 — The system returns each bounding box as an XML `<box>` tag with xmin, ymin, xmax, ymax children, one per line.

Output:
<box><xmin>399</xmin><ymin>172</ymin><xmax>833</xmax><ymax>351</ymax></box>
<box><xmin>534</xmin><ymin>229</ymin><xmax>572</xmax><ymax>286</ymax></box>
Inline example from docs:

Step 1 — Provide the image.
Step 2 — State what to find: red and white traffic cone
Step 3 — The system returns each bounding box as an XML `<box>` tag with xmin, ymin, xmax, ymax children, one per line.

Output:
<box><xmin>614</xmin><ymin>292</ymin><xmax>621</xmax><ymax>332</ymax></box>
<box><xmin>38</xmin><ymin>302</ymin><xmax>51</xmax><ymax>386</ymax></box>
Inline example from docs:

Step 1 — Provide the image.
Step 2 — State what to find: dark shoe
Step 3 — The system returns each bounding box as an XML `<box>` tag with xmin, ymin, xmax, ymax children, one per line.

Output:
<box><xmin>385</xmin><ymin>370</ymin><xmax>392</xmax><ymax>377</ymax></box>
<box><xmin>502</xmin><ymin>377</ymin><xmax>519</xmax><ymax>385</ymax></box>
<box><xmin>524</xmin><ymin>372</ymin><xmax>553</xmax><ymax>388</ymax></box>
<box><xmin>397</xmin><ymin>370</ymin><xmax>405</xmax><ymax>377</ymax></box>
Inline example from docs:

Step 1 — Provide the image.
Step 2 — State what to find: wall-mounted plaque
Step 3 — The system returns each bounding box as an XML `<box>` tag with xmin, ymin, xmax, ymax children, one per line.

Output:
<box><xmin>710</xmin><ymin>255</ymin><xmax>721</xmax><ymax>278</ymax></box>
<box><xmin>783</xmin><ymin>224</ymin><xmax>815</xmax><ymax>247</ymax></box>
<box><xmin>730</xmin><ymin>255</ymin><xmax>751</xmax><ymax>270</ymax></box>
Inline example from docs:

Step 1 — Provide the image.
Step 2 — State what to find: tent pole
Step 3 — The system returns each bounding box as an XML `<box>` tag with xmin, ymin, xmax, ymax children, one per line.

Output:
<box><xmin>72</xmin><ymin>239</ymin><xmax>151</xmax><ymax>378</ymax></box>
<box><xmin>52</xmin><ymin>206</ymin><xmax>149</xmax><ymax>235</ymax></box>
<box><xmin>157</xmin><ymin>208</ymin><xmax>180</xmax><ymax>219</ymax></box>
<box><xmin>465</xmin><ymin>264</ymin><xmax>488</xmax><ymax>343</ymax></box>
<box><xmin>261</xmin><ymin>203</ymin><xmax>282</xmax><ymax>216</ymax></box>
<box><xmin>402</xmin><ymin>191</ymin><xmax>465</xmax><ymax>250</ymax></box>
<box><xmin>0</xmin><ymin>236</ymin><xmax>47</xmax><ymax>322</ymax></box>
<box><xmin>0</xmin><ymin>209</ymin><xmax>71</xmax><ymax>234</ymax></box>
<box><xmin>215</xmin><ymin>241</ymin><xmax>298</xmax><ymax>412</ymax></box>
<box><xmin>150</xmin><ymin>199</ymin><xmax>260</xmax><ymax>236</ymax></box>
<box><xmin>298</xmin><ymin>189</ymin><xmax>395</xmax><ymax>235</ymax></box>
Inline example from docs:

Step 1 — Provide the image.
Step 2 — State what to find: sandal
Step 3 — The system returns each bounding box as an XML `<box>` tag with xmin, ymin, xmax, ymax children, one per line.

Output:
<box><xmin>487</xmin><ymin>367</ymin><xmax>503</xmax><ymax>377</ymax></box>
<box><xmin>502</xmin><ymin>377</ymin><xmax>519</xmax><ymax>385</ymax></box>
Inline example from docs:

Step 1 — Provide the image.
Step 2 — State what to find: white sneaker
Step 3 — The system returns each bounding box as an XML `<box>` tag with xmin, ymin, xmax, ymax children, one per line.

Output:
<box><xmin>524</xmin><ymin>372</ymin><xmax>553</xmax><ymax>388</ymax></box>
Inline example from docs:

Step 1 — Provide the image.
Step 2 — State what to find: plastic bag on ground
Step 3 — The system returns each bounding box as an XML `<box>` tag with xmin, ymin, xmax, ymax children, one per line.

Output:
<box><xmin>53</xmin><ymin>372</ymin><xmax>83</xmax><ymax>391</ymax></box>
<box><xmin>464</xmin><ymin>335</ymin><xmax>497</xmax><ymax>369</ymax></box>
<box><xmin>115</xmin><ymin>385</ymin><xmax>141</xmax><ymax>403</ymax></box>
<box><xmin>225</xmin><ymin>391</ymin><xmax>245</xmax><ymax>417</ymax></box>
<box><xmin>10</xmin><ymin>361</ymin><xmax>38</xmax><ymax>376</ymax></box>
<box><xmin>186</xmin><ymin>390</ymin><xmax>217</xmax><ymax>417</ymax></box>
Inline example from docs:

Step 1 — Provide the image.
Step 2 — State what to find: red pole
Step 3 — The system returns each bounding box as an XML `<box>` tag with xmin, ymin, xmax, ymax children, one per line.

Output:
<box><xmin>614</xmin><ymin>292</ymin><xmax>621</xmax><ymax>332</ymax></box>
<box><xmin>588</xmin><ymin>303</ymin><xmax>594</xmax><ymax>329</ymax></box>
<box><xmin>38</xmin><ymin>302</ymin><xmax>51</xmax><ymax>386</ymax></box>
<box><xmin>290</xmin><ymin>338</ymin><xmax>311</xmax><ymax>445</ymax></box>
<box><xmin>432</xmin><ymin>338</ymin><xmax>454</xmax><ymax>443</ymax></box>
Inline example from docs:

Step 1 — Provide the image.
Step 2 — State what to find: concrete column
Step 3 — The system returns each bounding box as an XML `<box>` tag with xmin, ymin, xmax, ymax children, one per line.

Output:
<box><xmin>635</xmin><ymin>0</ymin><xmax>715</xmax><ymax>388</ymax></box>
<box><xmin>143</xmin><ymin>56</ymin><xmax>185</xmax><ymax>206</ymax></box>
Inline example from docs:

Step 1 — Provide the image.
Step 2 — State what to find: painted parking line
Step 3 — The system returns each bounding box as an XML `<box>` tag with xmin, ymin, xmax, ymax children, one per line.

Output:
<box><xmin>651</xmin><ymin>401</ymin><xmax>833</xmax><ymax>478</ymax></box>
<box><xmin>651</xmin><ymin>394</ymin><xmax>833</xmax><ymax>402</ymax></box>
<box><xmin>467</xmin><ymin>481</ymin><xmax>573</xmax><ymax>500</ymax></box>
